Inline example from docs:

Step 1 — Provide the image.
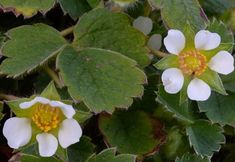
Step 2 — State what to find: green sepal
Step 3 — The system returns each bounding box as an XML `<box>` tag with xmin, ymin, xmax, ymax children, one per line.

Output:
<box><xmin>182</xmin><ymin>23</ymin><xmax>196</xmax><ymax>50</ymax></box>
<box><xmin>40</xmin><ymin>82</ymin><xmax>61</xmax><ymax>101</ymax></box>
<box><xmin>154</xmin><ymin>55</ymin><xmax>179</xmax><ymax>70</ymax></box>
<box><xmin>179</xmin><ymin>75</ymin><xmax>191</xmax><ymax>105</ymax></box>
<box><xmin>7</xmin><ymin>98</ymin><xmax>34</xmax><ymax>118</ymax></box>
<box><xmin>198</xmin><ymin>68</ymin><xmax>227</xmax><ymax>95</ymax></box>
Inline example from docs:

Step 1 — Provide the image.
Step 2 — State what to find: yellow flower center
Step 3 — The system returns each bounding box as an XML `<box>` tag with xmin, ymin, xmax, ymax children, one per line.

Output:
<box><xmin>179</xmin><ymin>50</ymin><xmax>207</xmax><ymax>76</ymax></box>
<box><xmin>32</xmin><ymin>104</ymin><xmax>62</xmax><ymax>132</ymax></box>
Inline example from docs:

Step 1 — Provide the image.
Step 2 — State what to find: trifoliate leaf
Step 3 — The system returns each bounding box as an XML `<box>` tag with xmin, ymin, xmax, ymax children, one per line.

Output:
<box><xmin>0</xmin><ymin>0</ymin><xmax>55</xmax><ymax>18</ymax></box>
<box><xmin>57</xmin><ymin>46</ymin><xmax>146</xmax><ymax>113</ymax></box>
<box><xmin>186</xmin><ymin>120</ymin><xmax>225</xmax><ymax>157</ymax></box>
<box><xmin>175</xmin><ymin>153</ymin><xmax>209</xmax><ymax>162</ymax></box>
<box><xmin>150</xmin><ymin>0</ymin><xmax>206</xmax><ymax>31</ymax></box>
<box><xmin>198</xmin><ymin>92</ymin><xmax>235</xmax><ymax>126</ymax></box>
<box><xmin>0</xmin><ymin>24</ymin><xmax>67</xmax><ymax>78</ymax></box>
<box><xmin>99</xmin><ymin>110</ymin><xmax>166</xmax><ymax>156</ymax></box>
<box><xmin>86</xmin><ymin>148</ymin><xmax>136</xmax><ymax>162</ymax></box>
<box><xmin>156</xmin><ymin>86</ymin><xmax>194</xmax><ymax>123</ymax></box>
<box><xmin>73</xmin><ymin>8</ymin><xmax>150</xmax><ymax>67</ymax></box>
<box><xmin>67</xmin><ymin>136</ymin><xmax>95</xmax><ymax>162</ymax></box>
<box><xmin>58</xmin><ymin>0</ymin><xmax>91</xmax><ymax>19</ymax></box>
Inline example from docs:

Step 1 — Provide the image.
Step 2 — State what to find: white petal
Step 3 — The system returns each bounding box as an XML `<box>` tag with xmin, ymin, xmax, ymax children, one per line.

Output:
<box><xmin>195</xmin><ymin>30</ymin><xmax>221</xmax><ymax>50</ymax></box>
<box><xmin>19</xmin><ymin>97</ymin><xmax>50</xmax><ymax>109</ymax></box>
<box><xmin>36</xmin><ymin>133</ymin><xmax>58</xmax><ymax>157</ymax></box>
<box><xmin>49</xmin><ymin>101</ymin><xmax>75</xmax><ymax>118</ymax></box>
<box><xmin>133</xmin><ymin>16</ymin><xmax>153</xmax><ymax>35</ymax></box>
<box><xmin>161</xmin><ymin>68</ymin><xmax>184</xmax><ymax>94</ymax></box>
<box><xmin>3</xmin><ymin>117</ymin><xmax>31</xmax><ymax>149</ymax></box>
<box><xmin>187</xmin><ymin>78</ymin><xmax>211</xmax><ymax>101</ymax></box>
<box><xmin>147</xmin><ymin>34</ymin><xmax>162</xmax><ymax>51</ymax></box>
<box><xmin>163</xmin><ymin>29</ymin><xmax>185</xmax><ymax>55</ymax></box>
<box><xmin>208</xmin><ymin>51</ymin><xmax>234</xmax><ymax>75</ymax></box>
<box><xmin>58</xmin><ymin>119</ymin><xmax>82</xmax><ymax>148</ymax></box>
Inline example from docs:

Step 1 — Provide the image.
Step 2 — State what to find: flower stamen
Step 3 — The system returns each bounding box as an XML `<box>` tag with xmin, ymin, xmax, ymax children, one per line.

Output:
<box><xmin>179</xmin><ymin>50</ymin><xmax>207</xmax><ymax>76</ymax></box>
<box><xmin>32</xmin><ymin>104</ymin><xmax>61</xmax><ymax>132</ymax></box>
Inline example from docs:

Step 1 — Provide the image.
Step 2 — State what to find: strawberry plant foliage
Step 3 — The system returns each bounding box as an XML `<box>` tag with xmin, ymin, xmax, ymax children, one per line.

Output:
<box><xmin>0</xmin><ymin>0</ymin><xmax>234</xmax><ymax>162</ymax></box>
<box><xmin>175</xmin><ymin>153</ymin><xmax>209</xmax><ymax>162</ymax></box>
<box><xmin>57</xmin><ymin>46</ymin><xmax>146</xmax><ymax>113</ymax></box>
<box><xmin>99</xmin><ymin>110</ymin><xmax>165</xmax><ymax>156</ymax></box>
<box><xmin>86</xmin><ymin>148</ymin><xmax>136</xmax><ymax>162</ymax></box>
<box><xmin>0</xmin><ymin>24</ymin><xmax>67</xmax><ymax>78</ymax></box>
<box><xmin>0</xmin><ymin>0</ymin><xmax>55</xmax><ymax>17</ymax></box>
<box><xmin>186</xmin><ymin>120</ymin><xmax>225</xmax><ymax>157</ymax></box>
<box><xmin>73</xmin><ymin>8</ymin><xmax>150</xmax><ymax>67</ymax></box>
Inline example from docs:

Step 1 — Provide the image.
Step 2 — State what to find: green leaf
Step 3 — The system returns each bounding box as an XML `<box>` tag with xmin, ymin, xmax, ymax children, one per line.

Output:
<box><xmin>206</xmin><ymin>19</ymin><xmax>234</xmax><ymax>54</ymax></box>
<box><xmin>57</xmin><ymin>46</ymin><xmax>146</xmax><ymax>113</ymax></box>
<box><xmin>67</xmin><ymin>136</ymin><xmax>95</xmax><ymax>162</ymax></box>
<box><xmin>0</xmin><ymin>24</ymin><xmax>67</xmax><ymax>78</ymax></box>
<box><xmin>86</xmin><ymin>148</ymin><xmax>136</xmax><ymax>162</ymax></box>
<box><xmin>99</xmin><ymin>110</ymin><xmax>165</xmax><ymax>155</ymax></box>
<box><xmin>201</xmin><ymin>0</ymin><xmax>235</xmax><ymax>15</ymax></box>
<box><xmin>40</xmin><ymin>82</ymin><xmax>61</xmax><ymax>100</ymax></box>
<box><xmin>58</xmin><ymin>0</ymin><xmax>91</xmax><ymax>19</ymax></box>
<box><xmin>73</xmin><ymin>8</ymin><xmax>150</xmax><ymax>67</ymax></box>
<box><xmin>152</xmin><ymin>0</ymin><xmax>206</xmax><ymax>31</ymax></box>
<box><xmin>198</xmin><ymin>92</ymin><xmax>235</xmax><ymax>126</ymax></box>
<box><xmin>221</xmin><ymin>71</ymin><xmax>235</xmax><ymax>92</ymax></box>
<box><xmin>21</xmin><ymin>154</ymin><xmax>61</xmax><ymax>162</ymax></box>
<box><xmin>175</xmin><ymin>153</ymin><xmax>209</xmax><ymax>162</ymax></box>
<box><xmin>0</xmin><ymin>0</ymin><xmax>54</xmax><ymax>18</ymax></box>
<box><xmin>198</xmin><ymin>68</ymin><xmax>227</xmax><ymax>95</ymax></box>
<box><xmin>161</xmin><ymin>127</ymin><xmax>190</xmax><ymax>160</ymax></box>
<box><xmin>186</xmin><ymin>120</ymin><xmax>225</xmax><ymax>157</ymax></box>
<box><xmin>73</xmin><ymin>110</ymin><xmax>92</xmax><ymax>124</ymax></box>
<box><xmin>154</xmin><ymin>55</ymin><xmax>179</xmax><ymax>70</ymax></box>
<box><xmin>156</xmin><ymin>85</ymin><xmax>194</xmax><ymax>123</ymax></box>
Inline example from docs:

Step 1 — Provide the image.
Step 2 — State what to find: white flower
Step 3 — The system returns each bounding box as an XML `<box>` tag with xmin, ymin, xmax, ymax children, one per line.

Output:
<box><xmin>3</xmin><ymin>97</ymin><xmax>82</xmax><ymax>157</ymax></box>
<box><xmin>162</xmin><ymin>29</ymin><xmax>234</xmax><ymax>101</ymax></box>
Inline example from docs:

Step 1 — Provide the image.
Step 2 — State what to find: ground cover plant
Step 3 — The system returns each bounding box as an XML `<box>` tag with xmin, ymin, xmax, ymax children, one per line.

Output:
<box><xmin>0</xmin><ymin>0</ymin><xmax>235</xmax><ymax>162</ymax></box>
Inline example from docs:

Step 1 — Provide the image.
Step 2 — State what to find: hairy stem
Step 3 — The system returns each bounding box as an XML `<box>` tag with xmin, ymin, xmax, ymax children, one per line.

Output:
<box><xmin>60</xmin><ymin>26</ymin><xmax>74</xmax><ymax>37</ymax></box>
<box><xmin>0</xmin><ymin>93</ymin><xmax>19</xmax><ymax>100</ymax></box>
<box><xmin>43</xmin><ymin>66</ymin><xmax>64</xmax><ymax>89</ymax></box>
<box><xmin>151</xmin><ymin>49</ymin><xmax>168</xmax><ymax>58</ymax></box>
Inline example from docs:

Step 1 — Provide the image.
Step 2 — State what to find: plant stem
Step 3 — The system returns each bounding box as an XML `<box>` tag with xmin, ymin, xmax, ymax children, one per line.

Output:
<box><xmin>43</xmin><ymin>66</ymin><xmax>64</xmax><ymax>89</ymax></box>
<box><xmin>0</xmin><ymin>93</ymin><xmax>19</xmax><ymax>100</ymax></box>
<box><xmin>60</xmin><ymin>26</ymin><xmax>74</xmax><ymax>37</ymax></box>
<box><xmin>151</xmin><ymin>49</ymin><xmax>168</xmax><ymax>58</ymax></box>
